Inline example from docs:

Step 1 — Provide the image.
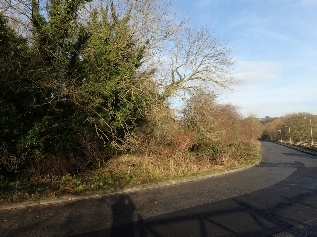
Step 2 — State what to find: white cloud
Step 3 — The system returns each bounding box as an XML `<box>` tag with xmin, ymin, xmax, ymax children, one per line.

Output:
<box><xmin>220</xmin><ymin>75</ymin><xmax>317</xmax><ymax>117</ymax></box>
<box><xmin>254</xmin><ymin>29</ymin><xmax>300</xmax><ymax>45</ymax></box>
<box><xmin>302</xmin><ymin>0</ymin><xmax>317</xmax><ymax>6</ymax></box>
<box><xmin>172</xmin><ymin>0</ymin><xmax>317</xmax><ymax>117</ymax></box>
<box><xmin>219</xmin><ymin>58</ymin><xmax>317</xmax><ymax>117</ymax></box>
<box><xmin>235</xmin><ymin>60</ymin><xmax>283</xmax><ymax>85</ymax></box>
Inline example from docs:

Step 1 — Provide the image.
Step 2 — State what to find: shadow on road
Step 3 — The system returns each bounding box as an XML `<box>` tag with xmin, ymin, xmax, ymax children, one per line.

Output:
<box><xmin>71</xmin><ymin>194</ymin><xmax>136</xmax><ymax>237</ymax></box>
<box><xmin>110</xmin><ymin>195</ymin><xmax>136</xmax><ymax>237</ymax></box>
<box><xmin>72</xmin><ymin>167</ymin><xmax>317</xmax><ymax>237</ymax></box>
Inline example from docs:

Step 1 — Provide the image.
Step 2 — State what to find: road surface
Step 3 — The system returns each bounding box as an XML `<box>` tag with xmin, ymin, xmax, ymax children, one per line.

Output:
<box><xmin>1</xmin><ymin>141</ymin><xmax>317</xmax><ymax>236</ymax></box>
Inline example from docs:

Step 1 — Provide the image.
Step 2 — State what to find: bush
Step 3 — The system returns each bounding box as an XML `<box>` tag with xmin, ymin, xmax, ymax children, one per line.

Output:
<box><xmin>126</xmin><ymin>102</ymin><xmax>195</xmax><ymax>156</ymax></box>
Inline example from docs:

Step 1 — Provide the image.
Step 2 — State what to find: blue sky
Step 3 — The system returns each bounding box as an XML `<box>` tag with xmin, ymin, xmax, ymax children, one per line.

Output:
<box><xmin>171</xmin><ymin>0</ymin><xmax>317</xmax><ymax>118</ymax></box>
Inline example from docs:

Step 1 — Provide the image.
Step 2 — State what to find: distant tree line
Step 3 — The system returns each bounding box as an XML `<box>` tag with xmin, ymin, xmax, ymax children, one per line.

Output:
<box><xmin>262</xmin><ymin>113</ymin><xmax>317</xmax><ymax>145</ymax></box>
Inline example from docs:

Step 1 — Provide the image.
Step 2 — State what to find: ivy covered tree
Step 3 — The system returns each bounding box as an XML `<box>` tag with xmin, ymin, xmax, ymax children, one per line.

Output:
<box><xmin>0</xmin><ymin>0</ymin><xmax>157</xmax><ymax>177</ymax></box>
<box><xmin>0</xmin><ymin>0</ymin><xmax>238</xmax><ymax>180</ymax></box>
<box><xmin>78</xmin><ymin>5</ymin><xmax>155</xmax><ymax>149</ymax></box>
<box><xmin>0</xmin><ymin>13</ymin><xmax>33</xmax><ymax>175</ymax></box>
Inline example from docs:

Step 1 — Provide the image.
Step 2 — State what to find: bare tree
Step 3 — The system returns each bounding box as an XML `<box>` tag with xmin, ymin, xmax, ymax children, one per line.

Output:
<box><xmin>160</xmin><ymin>26</ymin><xmax>235</xmax><ymax>99</ymax></box>
<box><xmin>0</xmin><ymin>0</ymin><xmax>33</xmax><ymax>38</ymax></box>
<box><xmin>80</xmin><ymin>0</ymin><xmax>182</xmax><ymax>59</ymax></box>
<box><xmin>2</xmin><ymin>0</ymin><xmax>236</xmax><ymax>108</ymax></box>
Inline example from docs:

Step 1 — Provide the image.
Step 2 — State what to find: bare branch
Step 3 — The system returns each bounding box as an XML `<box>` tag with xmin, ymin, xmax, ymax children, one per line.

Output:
<box><xmin>160</xmin><ymin>26</ymin><xmax>235</xmax><ymax>99</ymax></box>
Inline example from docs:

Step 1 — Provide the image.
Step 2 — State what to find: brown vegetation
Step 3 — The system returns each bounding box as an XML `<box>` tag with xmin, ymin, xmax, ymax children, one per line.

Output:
<box><xmin>262</xmin><ymin>113</ymin><xmax>317</xmax><ymax>148</ymax></box>
<box><xmin>0</xmin><ymin>0</ymin><xmax>262</xmax><ymax>204</ymax></box>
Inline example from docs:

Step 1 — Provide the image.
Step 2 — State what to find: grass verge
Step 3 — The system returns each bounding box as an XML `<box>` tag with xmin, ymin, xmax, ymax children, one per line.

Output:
<box><xmin>0</xmin><ymin>142</ymin><xmax>261</xmax><ymax>205</ymax></box>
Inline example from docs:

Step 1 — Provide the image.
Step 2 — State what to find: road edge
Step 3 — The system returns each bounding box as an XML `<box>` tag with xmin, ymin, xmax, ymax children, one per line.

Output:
<box><xmin>276</xmin><ymin>142</ymin><xmax>317</xmax><ymax>156</ymax></box>
<box><xmin>1</xmin><ymin>150</ymin><xmax>263</xmax><ymax>211</ymax></box>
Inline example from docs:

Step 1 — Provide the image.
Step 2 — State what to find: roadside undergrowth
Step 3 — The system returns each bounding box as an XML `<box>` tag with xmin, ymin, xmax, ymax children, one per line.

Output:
<box><xmin>0</xmin><ymin>142</ymin><xmax>261</xmax><ymax>205</ymax></box>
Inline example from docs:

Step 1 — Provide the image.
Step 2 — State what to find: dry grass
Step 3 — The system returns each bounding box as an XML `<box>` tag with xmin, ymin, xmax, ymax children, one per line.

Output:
<box><xmin>0</xmin><ymin>142</ymin><xmax>260</xmax><ymax>204</ymax></box>
<box><xmin>0</xmin><ymin>92</ymin><xmax>262</xmax><ymax>205</ymax></box>
<box><xmin>96</xmin><ymin>140</ymin><xmax>261</xmax><ymax>186</ymax></box>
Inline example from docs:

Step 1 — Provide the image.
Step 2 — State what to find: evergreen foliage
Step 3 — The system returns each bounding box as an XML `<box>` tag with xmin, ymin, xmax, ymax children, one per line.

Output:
<box><xmin>0</xmin><ymin>0</ymin><xmax>260</xmax><ymax>190</ymax></box>
<box><xmin>0</xmin><ymin>1</ymin><xmax>156</xmax><ymax>178</ymax></box>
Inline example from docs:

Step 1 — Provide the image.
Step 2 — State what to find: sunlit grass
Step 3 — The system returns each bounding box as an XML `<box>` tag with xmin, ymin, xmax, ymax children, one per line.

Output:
<box><xmin>0</xmin><ymin>142</ymin><xmax>261</xmax><ymax>205</ymax></box>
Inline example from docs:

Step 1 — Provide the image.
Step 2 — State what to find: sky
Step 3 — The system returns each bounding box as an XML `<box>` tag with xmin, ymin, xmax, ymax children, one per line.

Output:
<box><xmin>171</xmin><ymin>0</ymin><xmax>317</xmax><ymax>118</ymax></box>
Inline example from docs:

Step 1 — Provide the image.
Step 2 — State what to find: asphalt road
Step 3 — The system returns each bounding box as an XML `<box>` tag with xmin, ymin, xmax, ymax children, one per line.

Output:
<box><xmin>2</xmin><ymin>141</ymin><xmax>317</xmax><ymax>237</ymax></box>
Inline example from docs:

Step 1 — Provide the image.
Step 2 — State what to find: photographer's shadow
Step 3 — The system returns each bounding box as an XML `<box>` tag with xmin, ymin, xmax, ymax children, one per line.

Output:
<box><xmin>110</xmin><ymin>195</ymin><xmax>136</xmax><ymax>237</ymax></box>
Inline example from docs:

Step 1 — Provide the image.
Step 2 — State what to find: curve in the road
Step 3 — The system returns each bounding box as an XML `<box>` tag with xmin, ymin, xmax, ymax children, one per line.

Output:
<box><xmin>2</xmin><ymin>141</ymin><xmax>317</xmax><ymax>237</ymax></box>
